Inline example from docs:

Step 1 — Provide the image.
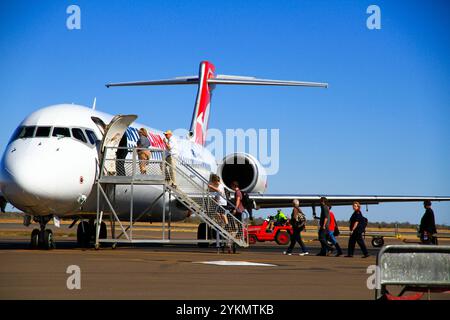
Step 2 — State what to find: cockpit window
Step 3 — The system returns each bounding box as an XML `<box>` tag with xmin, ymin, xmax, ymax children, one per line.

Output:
<box><xmin>8</xmin><ymin>126</ymin><xmax>24</xmax><ymax>143</ymax></box>
<box><xmin>72</xmin><ymin>128</ymin><xmax>87</xmax><ymax>143</ymax></box>
<box><xmin>18</xmin><ymin>126</ymin><xmax>36</xmax><ymax>139</ymax></box>
<box><xmin>52</xmin><ymin>127</ymin><xmax>71</xmax><ymax>138</ymax></box>
<box><xmin>85</xmin><ymin>129</ymin><xmax>98</xmax><ymax>145</ymax></box>
<box><xmin>35</xmin><ymin>126</ymin><xmax>51</xmax><ymax>137</ymax></box>
<box><xmin>11</xmin><ymin>126</ymin><xmax>36</xmax><ymax>141</ymax></box>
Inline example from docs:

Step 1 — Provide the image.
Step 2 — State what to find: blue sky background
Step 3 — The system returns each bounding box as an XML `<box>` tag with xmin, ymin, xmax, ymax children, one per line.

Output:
<box><xmin>1</xmin><ymin>0</ymin><xmax>449</xmax><ymax>225</ymax></box>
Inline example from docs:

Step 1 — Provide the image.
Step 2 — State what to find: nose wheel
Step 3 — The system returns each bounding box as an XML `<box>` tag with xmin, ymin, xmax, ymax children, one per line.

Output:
<box><xmin>30</xmin><ymin>216</ymin><xmax>56</xmax><ymax>249</ymax></box>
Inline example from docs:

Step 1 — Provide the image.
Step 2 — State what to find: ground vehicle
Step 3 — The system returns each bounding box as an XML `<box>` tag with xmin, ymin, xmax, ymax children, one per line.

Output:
<box><xmin>247</xmin><ymin>220</ymin><xmax>292</xmax><ymax>245</ymax></box>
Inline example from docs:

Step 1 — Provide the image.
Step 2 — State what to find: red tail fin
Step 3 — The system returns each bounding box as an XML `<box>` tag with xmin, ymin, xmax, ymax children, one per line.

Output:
<box><xmin>190</xmin><ymin>61</ymin><xmax>215</xmax><ymax>145</ymax></box>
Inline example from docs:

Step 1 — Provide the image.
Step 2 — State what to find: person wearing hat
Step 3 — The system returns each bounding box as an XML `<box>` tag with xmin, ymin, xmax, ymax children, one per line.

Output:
<box><xmin>163</xmin><ymin>130</ymin><xmax>178</xmax><ymax>186</ymax></box>
<box><xmin>137</xmin><ymin>128</ymin><xmax>151</xmax><ymax>174</ymax></box>
<box><xmin>419</xmin><ymin>200</ymin><xmax>438</xmax><ymax>244</ymax></box>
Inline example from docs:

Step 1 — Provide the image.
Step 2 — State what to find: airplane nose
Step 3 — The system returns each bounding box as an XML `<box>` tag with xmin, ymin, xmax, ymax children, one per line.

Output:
<box><xmin>1</xmin><ymin>141</ymin><xmax>95</xmax><ymax>214</ymax></box>
<box><xmin>3</xmin><ymin>150</ymin><xmax>47</xmax><ymax>206</ymax></box>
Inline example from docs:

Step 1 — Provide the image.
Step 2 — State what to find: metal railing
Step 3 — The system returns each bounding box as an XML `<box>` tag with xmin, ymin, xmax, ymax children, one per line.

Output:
<box><xmin>98</xmin><ymin>146</ymin><xmax>248</xmax><ymax>247</ymax></box>
<box><xmin>164</xmin><ymin>155</ymin><xmax>248</xmax><ymax>247</ymax></box>
<box><xmin>101</xmin><ymin>146</ymin><xmax>167</xmax><ymax>182</ymax></box>
<box><xmin>375</xmin><ymin>245</ymin><xmax>450</xmax><ymax>300</ymax></box>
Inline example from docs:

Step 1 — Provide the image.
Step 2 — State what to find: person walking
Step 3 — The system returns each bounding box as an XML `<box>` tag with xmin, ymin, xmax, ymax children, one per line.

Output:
<box><xmin>208</xmin><ymin>174</ymin><xmax>229</xmax><ymax>226</ymax></box>
<box><xmin>163</xmin><ymin>130</ymin><xmax>178</xmax><ymax>187</ymax></box>
<box><xmin>136</xmin><ymin>128</ymin><xmax>151</xmax><ymax>174</ymax></box>
<box><xmin>419</xmin><ymin>200</ymin><xmax>438</xmax><ymax>245</ymax></box>
<box><xmin>317</xmin><ymin>197</ymin><xmax>333</xmax><ymax>256</ymax></box>
<box><xmin>346</xmin><ymin>201</ymin><xmax>370</xmax><ymax>258</ymax></box>
<box><xmin>328</xmin><ymin>206</ymin><xmax>343</xmax><ymax>256</ymax></box>
<box><xmin>116</xmin><ymin>133</ymin><xmax>129</xmax><ymax>176</ymax></box>
<box><xmin>230</xmin><ymin>181</ymin><xmax>245</xmax><ymax>238</ymax></box>
<box><xmin>284</xmin><ymin>199</ymin><xmax>309</xmax><ymax>256</ymax></box>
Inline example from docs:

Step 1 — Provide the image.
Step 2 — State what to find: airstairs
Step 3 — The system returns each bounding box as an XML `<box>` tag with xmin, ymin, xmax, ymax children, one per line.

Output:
<box><xmin>94</xmin><ymin>146</ymin><xmax>248</xmax><ymax>249</ymax></box>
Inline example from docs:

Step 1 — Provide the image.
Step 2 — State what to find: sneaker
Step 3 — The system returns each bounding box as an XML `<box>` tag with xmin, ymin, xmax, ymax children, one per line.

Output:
<box><xmin>283</xmin><ymin>251</ymin><xmax>292</xmax><ymax>256</ymax></box>
<box><xmin>362</xmin><ymin>254</ymin><xmax>370</xmax><ymax>258</ymax></box>
<box><xmin>299</xmin><ymin>252</ymin><xmax>309</xmax><ymax>256</ymax></box>
<box><xmin>344</xmin><ymin>255</ymin><xmax>353</xmax><ymax>258</ymax></box>
<box><xmin>335</xmin><ymin>252</ymin><xmax>343</xmax><ymax>257</ymax></box>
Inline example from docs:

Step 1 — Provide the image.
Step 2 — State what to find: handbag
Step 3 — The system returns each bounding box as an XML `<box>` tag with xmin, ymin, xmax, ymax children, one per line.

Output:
<box><xmin>333</xmin><ymin>224</ymin><xmax>340</xmax><ymax>237</ymax></box>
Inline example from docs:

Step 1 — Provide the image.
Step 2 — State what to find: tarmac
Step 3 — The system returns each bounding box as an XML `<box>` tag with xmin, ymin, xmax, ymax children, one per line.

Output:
<box><xmin>0</xmin><ymin>221</ymin><xmax>449</xmax><ymax>300</ymax></box>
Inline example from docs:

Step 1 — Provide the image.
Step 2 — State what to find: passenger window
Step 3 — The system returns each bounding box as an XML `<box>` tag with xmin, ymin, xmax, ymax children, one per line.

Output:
<box><xmin>72</xmin><ymin>128</ymin><xmax>87</xmax><ymax>143</ymax></box>
<box><xmin>52</xmin><ymin>127</ymin><xmax>71</xmax><ymax>138</ymax></box>
<box><xmin>19</xmin><ymin>126</ymin><xmax>36</xmax><ymax>138</ymax></box>
<box><xmin>85</xmin><ymin>129</ymin><xmax>98</xmax><ymax>145</ymax></box>
<box><xmin>35</xmin><ymin>126</ymin><xmax>51</xmax><ymax>137</ymax></box>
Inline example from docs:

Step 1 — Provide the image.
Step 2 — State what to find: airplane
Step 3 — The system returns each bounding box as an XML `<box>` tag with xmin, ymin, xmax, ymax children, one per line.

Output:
<box><xmin>0</xmin><ymin>60</ymin><xmax>449</xmax><ymax>249</ymax></box>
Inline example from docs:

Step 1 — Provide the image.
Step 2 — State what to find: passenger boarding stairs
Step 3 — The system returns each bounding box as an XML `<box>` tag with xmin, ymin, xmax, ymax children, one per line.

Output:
<box><xmin>100</xmin><ymin>147</ymin><xmax>248</xmax><ymax>248</ymax></box>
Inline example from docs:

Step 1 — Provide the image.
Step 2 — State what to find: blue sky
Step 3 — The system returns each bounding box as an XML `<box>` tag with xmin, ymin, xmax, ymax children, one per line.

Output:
<box><xmin>1</xmin><ymin>0</ymin><xmax>449</xmax><ymax>224</ymax></box>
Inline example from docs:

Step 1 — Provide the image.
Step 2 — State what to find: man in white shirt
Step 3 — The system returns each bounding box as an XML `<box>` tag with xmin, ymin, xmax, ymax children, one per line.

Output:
<box><xmin>164</xmin><ymin>130</ymin><xmax>178</xmax><ymax>186</ymax></box>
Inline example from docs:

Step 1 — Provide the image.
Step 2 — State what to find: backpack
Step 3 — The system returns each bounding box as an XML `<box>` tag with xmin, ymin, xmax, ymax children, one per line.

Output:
<box><xmin>333</xmin><ymin>224</ymin><xmax>340</xmax><ymax>237</ymax></box>
<box><xmin>298</xmin><ymin>212</ymin><xmax>306</xmax><ymax>230</ymax></box>
<box><xmin>292</xmin><ymin>209</ymin><xmax>306</xmax><ymax>230</ymax></box>
<box><xmin>241</xmin><ymin>191</ymin><xmax>252</xmax><ymax>210</ymax></box>
<box><xmin>360</xmin><ymin>216</ymin><xmax>368</xmax><ymax>232</ymax></box>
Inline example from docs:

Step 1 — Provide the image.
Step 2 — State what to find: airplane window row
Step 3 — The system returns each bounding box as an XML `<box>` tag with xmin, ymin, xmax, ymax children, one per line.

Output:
<box><xmin>10</xmin><ymin>126</ymin><xmax>98</xmax><ymax>146</ymax></box>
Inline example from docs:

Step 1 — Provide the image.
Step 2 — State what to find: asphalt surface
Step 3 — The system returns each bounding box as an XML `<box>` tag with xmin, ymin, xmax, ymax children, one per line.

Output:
<box><xmin>0</xmin><ymin>222</ymin><xmax>449</xmax><ymax>300</ymax></box>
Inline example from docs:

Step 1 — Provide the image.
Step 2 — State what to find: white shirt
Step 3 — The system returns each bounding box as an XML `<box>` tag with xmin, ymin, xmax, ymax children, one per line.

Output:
<box><xmin>165</xmin><ymin>136</ymin><xmax>178</xmax><ymax>157</ymax></box>
<box><xmin>214</xmin><ymin>183</ymin><xmax>227</xmax><ymax>206</ymax></box>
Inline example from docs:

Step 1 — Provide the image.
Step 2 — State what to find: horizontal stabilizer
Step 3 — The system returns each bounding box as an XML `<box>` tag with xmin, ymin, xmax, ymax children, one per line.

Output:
<box><xmin>105</xmin><ymin>61</ymin><xmax>328</xmax><ymax>146</ymax></box>
<box><xmin>106</xmin><ymin>76</ymin><xmax>199</xmax><ymax>88</ymax></box>
<box><xmin>106</xmin><ymin>75</ymin><xmax>328</xmax><ymax>88</ymax></box>
<box><xmin>211</xmin><ymin>75</ymin><xmax>328</xmax><ymax>87</ymax></box>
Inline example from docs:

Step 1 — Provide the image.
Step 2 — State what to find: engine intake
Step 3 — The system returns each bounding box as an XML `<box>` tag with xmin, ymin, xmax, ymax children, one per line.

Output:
<box><xmin>218</xmin><ymin>153</ymin><xmax>267</xmax><ymax>193</ymax></box>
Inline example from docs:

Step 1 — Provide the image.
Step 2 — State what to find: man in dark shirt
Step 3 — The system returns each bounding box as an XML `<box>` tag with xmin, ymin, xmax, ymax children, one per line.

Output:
<box><xmin>231</xmin><ymin>181</ymin><xmax>245</xmax><ymax>221</ymax></box>
<box><xmin>419</xmin><ymin>200</ymin><xmax>438</xmax><ymax>245</ymax></box>
<box><xmin>229</xmin><ymin>181</ymin><xmax>245</xmax><ymax>251</ymax></box>
<box><xmin>116</xmin><ymin>133</ymin><xmax>129</xmax><ymax>176</ymax></box>
<box><xmin>317</xmin><ymin>197</ymin><xmax>333</xmax><ymax>256</ymax></box>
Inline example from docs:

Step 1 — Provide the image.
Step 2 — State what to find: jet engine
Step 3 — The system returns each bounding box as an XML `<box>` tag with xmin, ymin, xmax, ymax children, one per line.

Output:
<box><xmin>217</xmin><ymin>153</ymin><xmax>267</xmax><ymax>193</ymax></box>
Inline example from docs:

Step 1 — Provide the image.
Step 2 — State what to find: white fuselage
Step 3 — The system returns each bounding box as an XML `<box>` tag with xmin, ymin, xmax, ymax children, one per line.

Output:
<box><xmin>0</xmin><ymin>104</ymin><xmax>217</xmax><ymax>222</ymax></box>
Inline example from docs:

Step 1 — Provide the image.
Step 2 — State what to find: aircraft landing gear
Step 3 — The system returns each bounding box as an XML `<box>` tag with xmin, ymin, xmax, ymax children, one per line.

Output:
<box><xmin>30</xmin><ymin>215</ymin><xmax>55</xmax><ymax>250</ymax></box>
<box><xmin>76</xmin><ymin>220</ymin><xmax>107</xmax><ymax>249</ymax></box>
<box><xmin>77</xmin><ymin>220</ymin><xmax>91</xmax><ymax>248</ymax></box>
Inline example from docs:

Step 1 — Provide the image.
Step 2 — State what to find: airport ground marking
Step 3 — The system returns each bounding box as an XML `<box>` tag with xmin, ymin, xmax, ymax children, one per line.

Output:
<box><xmin>193</xmin><ymin>260</ymin><xmax>277</xmax><ymax>267</ymax></box>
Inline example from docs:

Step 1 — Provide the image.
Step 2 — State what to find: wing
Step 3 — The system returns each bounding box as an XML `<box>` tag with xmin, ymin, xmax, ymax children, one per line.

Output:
<box><xmin>249</xmin><ymin>194</ymin><xmax>450</xmax><ymax>209</ymax></box>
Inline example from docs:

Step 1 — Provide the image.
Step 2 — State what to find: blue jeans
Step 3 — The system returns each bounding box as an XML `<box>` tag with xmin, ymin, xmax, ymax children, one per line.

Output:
<box><xmin>328</xmin><ymin>231</ymin><xmax>337</xmax><ymax>244</ymax></box>
<box><xmin>328</xmin><ymin>230</ymin><xmax>343</xmax><ymax>255</ymax></box>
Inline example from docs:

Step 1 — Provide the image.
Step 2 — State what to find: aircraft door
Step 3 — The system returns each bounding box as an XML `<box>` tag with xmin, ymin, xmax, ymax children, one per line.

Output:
<box><xmin>94</xmin><ymin>115</ymin><xmax>137</xmax><ymax>175</ymax></box>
